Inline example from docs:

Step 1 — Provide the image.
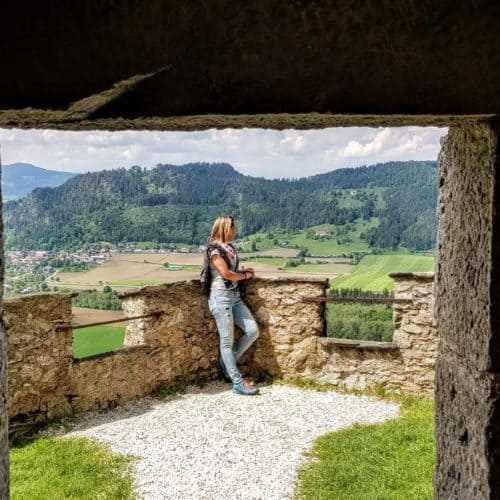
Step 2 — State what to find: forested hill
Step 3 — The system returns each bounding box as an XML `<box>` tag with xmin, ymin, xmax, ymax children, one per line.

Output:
<box><xmin>3</xmin><ymin>161</ymin><xmax>438</xmax><ymax>251</ymax></box>
<box><xmin>2</xmin><ymin>163</ymin><xmax>76</xmax><ymax>200</ymax></box>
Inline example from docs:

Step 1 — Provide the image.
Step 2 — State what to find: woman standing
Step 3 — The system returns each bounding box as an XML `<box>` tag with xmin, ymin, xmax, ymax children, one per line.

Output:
<box><xmin>206</xmin><ymin>215</ymin><xmax>260</xmax><ymax>395</ymax></box>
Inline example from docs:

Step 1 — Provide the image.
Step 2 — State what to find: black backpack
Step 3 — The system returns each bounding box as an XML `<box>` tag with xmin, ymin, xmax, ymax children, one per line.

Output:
<box><xmin>200</xmin><ymin>243</ymin><xmax>239</xmax><ymax>295</ymax></box>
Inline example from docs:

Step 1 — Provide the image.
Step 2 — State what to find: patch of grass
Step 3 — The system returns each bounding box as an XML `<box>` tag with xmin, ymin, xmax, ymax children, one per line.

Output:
<box><xmin>273</xmin><ymin>375</ymin><xmax>339</xmax><ymax>392</ymax></box>
<box><xmin>281</xmin><ymin>376</ymin><xmax>435</xmax><ymax>500</ymax></box>
<box><xmin>331</xmin><ymin>254</ymin><xmax>435</xmax><ymax>291</ymax></box>
<box><xmin>275</xmin><ymin>375</ymin><xmax>390</xmax><ymax>399</ymax></box>
<box><xmin>10</xmin><ymin>436</ymin><xmax>136</xmax><ymax>499</ymax></box>
<box><xmin>73</xmin><ymin>326</ymin><xmax>125</xmax><ymax>359</ymax></box>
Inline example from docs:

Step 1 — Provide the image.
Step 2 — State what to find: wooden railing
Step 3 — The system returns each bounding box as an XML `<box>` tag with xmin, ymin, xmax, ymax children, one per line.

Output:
<box><xmin>54</xmin><ymin>311</ymin><xmax>164</xmax><ymax>331</ymax></box>
<box><xmin>302</xmin><ymin>297</ymin><xmax>411</xmax><ymax>305</ymax></box>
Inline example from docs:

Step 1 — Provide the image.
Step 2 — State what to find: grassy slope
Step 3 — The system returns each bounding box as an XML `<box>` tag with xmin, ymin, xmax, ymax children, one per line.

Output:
<box><xmin>295</xmin><ymin>397</ymin><xmax>434</xmax><ymax>500</ymax></box>
<box><xmin>73</xmin><ymin>326</ymin><xmax>125</xmax><ymax>359</ymax></box>
<box><xmin>245</xmin><ymin>218</ymin><xmax>380</xmax><ymax>256</ymax></box>
<box><xmin>331</xmin><ymin>254</ymin><xmax>435</xmax><ymax>291</ymax></box>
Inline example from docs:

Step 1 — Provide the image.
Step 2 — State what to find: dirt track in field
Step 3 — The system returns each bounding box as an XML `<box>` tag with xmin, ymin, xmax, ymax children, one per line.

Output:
<box><xmin>72</xmin><ymin>307</ymin><xmax>127</xmax><ymax>327</ymax></box>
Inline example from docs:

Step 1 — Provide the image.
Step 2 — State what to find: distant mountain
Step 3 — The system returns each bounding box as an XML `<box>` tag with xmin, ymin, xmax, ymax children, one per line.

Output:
<box><xmin>3</xmin><ymin>161</ymin><xmax>438</xmax><ymax>252</ymax></box>
<box><xmin>2</xmin><ymin>162</ymin><xmax>76</xmax><ymax>200</ymax></box>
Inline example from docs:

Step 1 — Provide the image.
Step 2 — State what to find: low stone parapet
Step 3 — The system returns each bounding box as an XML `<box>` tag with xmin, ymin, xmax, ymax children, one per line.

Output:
<box><xmin>301</xmin><ymin>272</ymin><xmax>436</xmax><ymax>393</ymax></box>
<box><xmin>4</xmin><ymin>273</ymin><xmax>437</xmax><ymax>435</ymax></box>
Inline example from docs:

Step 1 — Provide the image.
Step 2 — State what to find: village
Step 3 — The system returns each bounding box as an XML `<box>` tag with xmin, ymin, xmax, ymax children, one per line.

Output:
<box><xmin>4</xmin><ymin>243</ymin><xmax>199</xmax><ymax>296</ymax></box>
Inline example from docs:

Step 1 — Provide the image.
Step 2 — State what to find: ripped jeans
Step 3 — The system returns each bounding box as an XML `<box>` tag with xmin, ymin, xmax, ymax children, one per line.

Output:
<box><xmin>208</xmin><ymin>287</ymin><xmax>259</xmax><ymax>385</ymax></box>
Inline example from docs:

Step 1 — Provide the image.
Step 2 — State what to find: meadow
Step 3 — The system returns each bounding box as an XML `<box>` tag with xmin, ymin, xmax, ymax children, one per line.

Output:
<box><xmin>331</xmin><ymin>254</ymin><xmax>435</xmax><ymax>291</ymax></box>
<box><xmin>244</xmin><ymin>218</ymin><xmax>380</xmax><ymax>256</ymax></box>
<box><xmin>73</xmin><ymin>326</ymin><xmax>125</xmax><ymax>359</ymax></box>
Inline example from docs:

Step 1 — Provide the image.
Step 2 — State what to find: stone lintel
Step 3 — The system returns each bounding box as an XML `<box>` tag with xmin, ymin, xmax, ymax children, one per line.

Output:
<box><xmin>0</xmin><ymin>113</ymin><xmax>496</xmax><ymax>131</ymax></box>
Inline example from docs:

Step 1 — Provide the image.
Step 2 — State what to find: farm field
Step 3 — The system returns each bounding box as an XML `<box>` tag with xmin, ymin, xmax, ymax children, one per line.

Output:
<box><xmin>56</xmin><ymin>252</ymin><xmax>204</xmax><ymax>291</ymax></box>
<box><xmin>73</xmin><ymin>326</ymin><xmax>125</xmax><ymax>359</ymax></box>
<box><xmin>72</xmin><ymin>307</ymin><xmax>126</xmax><ymax>327</ymax></box>
<box><xmin>283</xmin><ymin>263</ymin><xmax>355</xmax><ymax>275</ymax></box>
<box><xmin>331</xmin><ymin>254</ymin><xmax>435</xmax><ymax>291</ymax></box>
<box><xmin>239</xmin><ymin>248</ymin><xmax>299</xmax><ymax>258</ymax></box>
<box><xmin>56</xmin><ymin>250</ymin><xmax>352</xmax><ymax>291</ymax></box>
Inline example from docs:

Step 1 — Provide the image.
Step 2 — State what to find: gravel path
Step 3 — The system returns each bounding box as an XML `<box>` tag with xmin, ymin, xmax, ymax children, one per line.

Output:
<box><xmin>59</xmin><ymin>381</ymin><xmax>399</xmax><ymax>499</ymax></box>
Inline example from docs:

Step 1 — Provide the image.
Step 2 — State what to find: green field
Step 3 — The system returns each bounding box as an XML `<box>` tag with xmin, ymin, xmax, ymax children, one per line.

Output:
<box><xmin>73</xmin><ymin>326</ymin><xmax>125</xmax><ymax>359</ymax></box>
<box><xmin>110</xmin><ymin>278</ymin><xmax>165</xmax><ymax>287</ymax></box>
<box><xmin>239</xmin><ymin>257</ymin><xmax>287</xmax><ymax>266</ymax></box>
<box><xmin>283</xmin><ymin>262</ymin><xmax>354</xmax><ymax>274</ymax></box>
<box><xmin>331</xmin><ymin>254</ymin><xmax>435</xmax><ymax>291</ymax></box>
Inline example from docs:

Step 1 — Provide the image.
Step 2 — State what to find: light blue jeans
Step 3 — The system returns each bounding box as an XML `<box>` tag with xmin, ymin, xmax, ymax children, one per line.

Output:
<box><xmin>208</xmin><ymin>287</ymin><xmax>260</xmax><ymax>385</ymax></box>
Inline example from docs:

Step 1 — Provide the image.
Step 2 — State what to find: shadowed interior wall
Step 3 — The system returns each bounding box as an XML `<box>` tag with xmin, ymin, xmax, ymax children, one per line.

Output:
<box><xmin>1</xmin><ymin>1</ymin><xmax>500</xmax><ymax>131</ymax></box>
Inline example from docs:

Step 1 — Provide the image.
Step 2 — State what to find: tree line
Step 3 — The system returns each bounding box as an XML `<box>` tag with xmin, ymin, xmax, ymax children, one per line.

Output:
<box><xmin>3</xmin><ymin>160</ymin><xmax>438</xmax><ymax>252</ymax></box>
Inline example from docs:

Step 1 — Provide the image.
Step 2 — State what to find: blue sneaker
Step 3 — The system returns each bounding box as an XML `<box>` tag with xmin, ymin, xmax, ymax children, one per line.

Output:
<box><xmin>219</xmin><ymin>358</ymin><xmax>231</xmax><ymax>383</ymax></box>
<box><xmin>232</xmin><ymin>379</ymin><xmax>259</xmax><ymax>395</ymax></box>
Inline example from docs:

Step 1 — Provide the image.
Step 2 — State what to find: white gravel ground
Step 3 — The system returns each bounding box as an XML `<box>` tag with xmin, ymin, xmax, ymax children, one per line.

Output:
<box><xmin>58</xmin><ymin>381</ymin><xmax>399</xmax><ymax>500</ymax></box>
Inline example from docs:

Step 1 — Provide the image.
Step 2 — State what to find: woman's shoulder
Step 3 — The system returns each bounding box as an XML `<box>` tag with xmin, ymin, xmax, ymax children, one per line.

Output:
<box><xmin>208</xmin><ymin>242</ymin><xmax>225</xmax><ymax>258</ymax></box>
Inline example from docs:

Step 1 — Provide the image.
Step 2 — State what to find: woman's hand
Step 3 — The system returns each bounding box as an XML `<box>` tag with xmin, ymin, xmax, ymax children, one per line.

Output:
<box><xmin>244</xmin><ymin>267</ymin><xmax>256</xmax><ymax>278</ymax></box>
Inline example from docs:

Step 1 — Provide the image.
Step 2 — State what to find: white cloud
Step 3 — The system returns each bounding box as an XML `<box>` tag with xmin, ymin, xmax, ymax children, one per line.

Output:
<box><xmin>341</xmin><ymin>128</ymin><xmax>391</xmax><ymax>158</ymax></box>
<box><xmin>0</xmin><ymin>126</ymin><xmax>447</xmax><ymax>178</ymax></box>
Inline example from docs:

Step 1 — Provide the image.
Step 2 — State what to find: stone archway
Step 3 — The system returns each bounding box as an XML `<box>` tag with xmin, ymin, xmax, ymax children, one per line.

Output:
<box><xmin>2</xmin><ymin>2</ymin><xmax>500</xmax><ymax>498</ymax></box>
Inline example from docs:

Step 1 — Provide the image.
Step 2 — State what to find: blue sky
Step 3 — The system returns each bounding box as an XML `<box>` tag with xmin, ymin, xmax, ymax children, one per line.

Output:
<box><xmin>0</xmin><ymin>126</ymin><xmax>446</xmax><ymax>179</ymax></box>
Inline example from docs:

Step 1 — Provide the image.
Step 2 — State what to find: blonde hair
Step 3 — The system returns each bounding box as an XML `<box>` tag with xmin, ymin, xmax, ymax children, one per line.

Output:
<box><xmin>209</xmin><ymin>215</ymin><xmax>235</xmax><ymax>243</ymax></box>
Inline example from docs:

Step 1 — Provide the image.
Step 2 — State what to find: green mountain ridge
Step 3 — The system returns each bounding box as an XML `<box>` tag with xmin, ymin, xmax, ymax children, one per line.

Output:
<box><xmin>4</xmin><ymin>161</ymin><xmax>438</xmax><ymax>251</ymax></box>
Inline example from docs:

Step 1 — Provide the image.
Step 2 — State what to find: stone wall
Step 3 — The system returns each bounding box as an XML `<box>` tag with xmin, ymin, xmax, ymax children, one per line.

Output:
<box><xmin>4</xmin><ymin>294</ymin><xmax>74</xmax><ymax>435</ymax></box>
<box><xmin>120</xmin><ymin>277</ymin><xmax>326</xmax><ymax>380</ymax></box>
<box><xmin>5</xmin><ymin>274</ymin><xmax>437</xmax><ymax>436</ymax></box>
<box><xmin>291</xmin><ymin>273</ymin><xmax>437</xmax><ymax>394</ymax></box>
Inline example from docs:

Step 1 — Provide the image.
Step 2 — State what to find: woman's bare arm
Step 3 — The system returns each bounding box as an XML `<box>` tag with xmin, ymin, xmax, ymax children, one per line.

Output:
<box><xmin>211</xmin><ymin>254</ymin><xmax>252</xmax><ymax>281</ymax></box>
